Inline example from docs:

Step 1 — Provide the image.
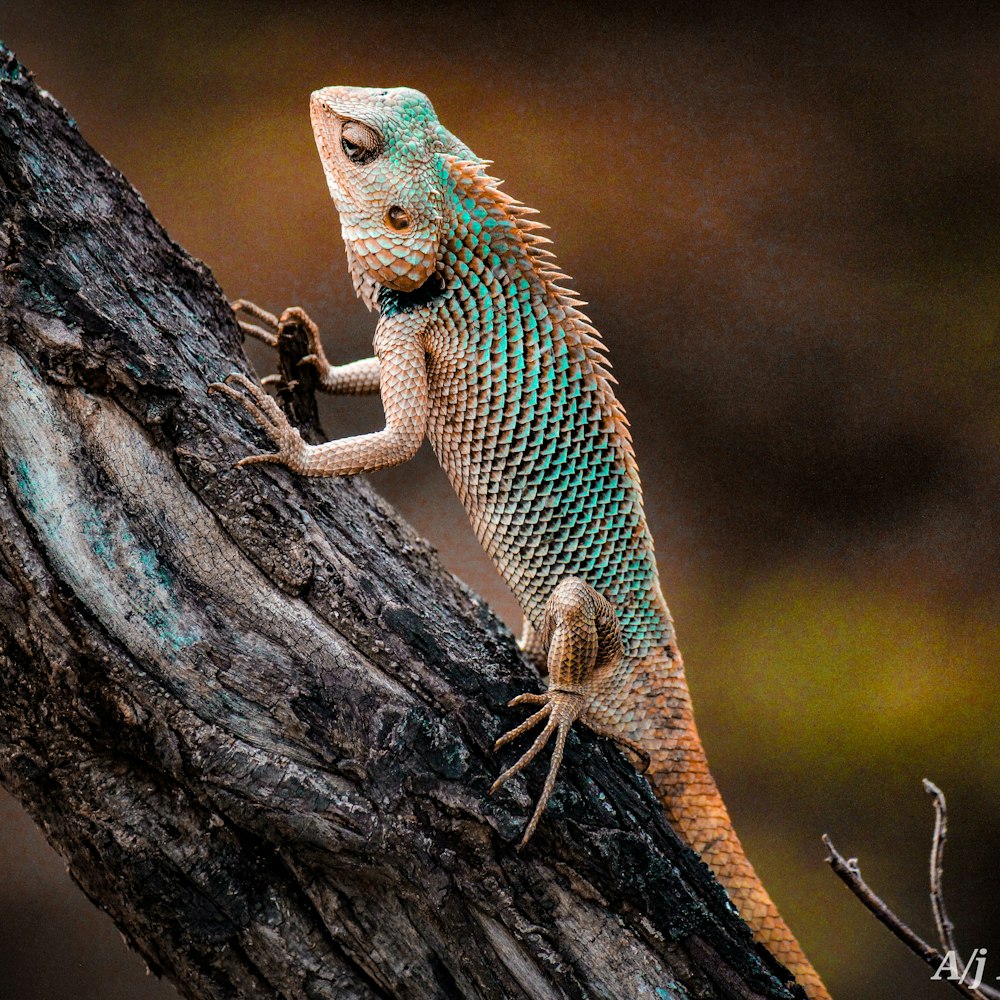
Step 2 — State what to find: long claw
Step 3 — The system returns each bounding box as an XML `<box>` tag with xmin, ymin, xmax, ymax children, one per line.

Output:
<box><xmin>508</xmin><ymin>692</ymin><xmax>547</xmax><ymax>708</ymax></box>
<box><xmin>630</xmin><ymin>745</ymin><xmax>651</xmax><ymax>774</ymax></box>
<box><xmin>518</xmin><ymin>723</ymin><xmax>570</xmax><ymax>848</ymax></box>
<box><xmin>490</xmin><ymin>716</ymin><xmax>559</xmax><ymax>796</ymax></box>
<box><xmin>493</xmin><ymin>705</ymin><xmax>551</xmax><ymax>752</ymax></box>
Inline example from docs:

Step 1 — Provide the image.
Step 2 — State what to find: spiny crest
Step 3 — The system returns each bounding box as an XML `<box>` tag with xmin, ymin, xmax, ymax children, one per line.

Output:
<box><xmin>440</xmin><ymin>155</ymin><xmax>642</xmax><ymax>495</ymax></box>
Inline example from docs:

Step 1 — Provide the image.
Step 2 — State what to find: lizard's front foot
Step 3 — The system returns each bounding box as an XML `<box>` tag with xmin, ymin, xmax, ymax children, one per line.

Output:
<box><xmin>231</xmin><ymin>298</ymin><xmax>280</xmax><ymax>348</ymax></box>
<box><xmin>490</xmin><ymin>690</ymin><xmax>587</xmax><ymax>848</ymax></box>
<box><xmin>207</xmin><ymin>372</ymin><xmax>308</xmax><ymax>469</ymax></box>
<box><xmin>231</xmin><ymin>299</ymin><xmax>335</xmax><ymax>383</ymax></box>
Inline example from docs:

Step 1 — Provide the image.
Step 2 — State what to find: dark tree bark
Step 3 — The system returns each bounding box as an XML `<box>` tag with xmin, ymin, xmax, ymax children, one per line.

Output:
<box><xmin>0</xmin><ymin>45</ymin><xmax>805</xmax><ymax>1000</ymax></box>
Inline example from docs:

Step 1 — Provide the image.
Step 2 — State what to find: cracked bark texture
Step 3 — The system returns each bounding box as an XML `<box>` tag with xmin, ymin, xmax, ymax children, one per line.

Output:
<box><xmin>0</xmin><ymin>45</ymin><xmax>805</xmax><ymax>1000</ymax></box>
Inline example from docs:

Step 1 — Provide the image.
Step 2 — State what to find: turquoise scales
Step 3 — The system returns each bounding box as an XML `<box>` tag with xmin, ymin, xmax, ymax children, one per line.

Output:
<box><xmin>382</xmin><ymin>175</ymin><xmax>669</xmax><ymax>663</ymax></box>
<box><xmin>210</xmin><ymin>86</ymin><xmax>831</xmax><ymax>1000</ymax></box>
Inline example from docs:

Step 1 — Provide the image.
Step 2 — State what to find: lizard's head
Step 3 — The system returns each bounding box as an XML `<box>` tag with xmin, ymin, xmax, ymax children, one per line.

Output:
<box><xmin>310</xmin><ymin>85</ymin><xmax>471</xmax><ymax>300</ymax></box>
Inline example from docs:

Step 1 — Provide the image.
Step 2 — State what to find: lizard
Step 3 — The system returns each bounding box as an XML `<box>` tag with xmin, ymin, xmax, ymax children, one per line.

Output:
<box><xmin>208</xmin><ymin>85</ymin><xmax>830</xmax><ymax>1000</ymax></box>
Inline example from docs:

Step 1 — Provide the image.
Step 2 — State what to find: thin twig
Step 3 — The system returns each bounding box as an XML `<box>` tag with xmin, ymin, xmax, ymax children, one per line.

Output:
<box><xmin>823</xmin><ymin>835</ymin><xmax>939</xmax><ymax>961</ymax></box>
<box><xmin>922</xmin><ymin>782</ymin><xmax>1000</xmax><ymax>1000</ymax></box>
<box><xmin>823</xmin><ymin>835</ymin><xmax>989</xmax><ymax>1000</ymax></box>
<box><xmin>925</xmin><ymin>779</ymin><xmax>959</xmax><ymax>956</ymax></box>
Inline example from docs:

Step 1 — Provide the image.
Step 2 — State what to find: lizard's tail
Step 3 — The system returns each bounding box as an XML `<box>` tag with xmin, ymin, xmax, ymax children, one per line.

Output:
<box><xmin>626</xmin><ymin>653</ymin><xmax>831</xmax><ymax>1000</ymax></box>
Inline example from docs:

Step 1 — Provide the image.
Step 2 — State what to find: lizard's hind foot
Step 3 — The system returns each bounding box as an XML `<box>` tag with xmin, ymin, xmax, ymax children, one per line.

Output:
<box><xmin>491</xmin><ymin>576</ymin><xmax>646</xmax><ymax>846</ymax></box>
<box><xmin>490</xmin><ymin>690</ymin><xmax>587</xmax><ymax>848</ymax></box>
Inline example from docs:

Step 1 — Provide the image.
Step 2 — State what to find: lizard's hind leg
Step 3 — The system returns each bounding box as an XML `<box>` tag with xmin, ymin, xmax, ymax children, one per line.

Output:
<box><xmin>491</xmin><ymin>576</ymin><xmax>629</xmax><ymax>846</ymax></box>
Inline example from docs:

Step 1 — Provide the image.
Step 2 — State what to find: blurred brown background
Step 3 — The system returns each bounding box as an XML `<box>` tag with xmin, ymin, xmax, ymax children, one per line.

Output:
<box><xmin>1</xmin><ymin>3</ymin><xmax>998</xmax><ymax>998</ymax></box>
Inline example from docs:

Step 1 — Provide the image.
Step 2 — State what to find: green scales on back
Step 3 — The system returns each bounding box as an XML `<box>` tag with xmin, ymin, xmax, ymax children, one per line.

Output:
<box><xmin>378</xmin><ymin>144</ymin><xmax>670</xmax><ymax>664</ymax></box>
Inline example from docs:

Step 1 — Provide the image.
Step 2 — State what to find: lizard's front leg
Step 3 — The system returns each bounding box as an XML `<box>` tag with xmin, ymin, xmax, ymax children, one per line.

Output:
<box><xmin>209</xmin><ymin>316</ymin><xmax>427</xmax><ymax>476</ymax></box>
<box><xmin>491</xmin><ymin>577</ymin><xmax>648</xmax><ymax>846</ymax></box>
<box><xmin>231</xmin><ymin>299</ymin><xmax>381</xmax><ymax>395</ymax></box>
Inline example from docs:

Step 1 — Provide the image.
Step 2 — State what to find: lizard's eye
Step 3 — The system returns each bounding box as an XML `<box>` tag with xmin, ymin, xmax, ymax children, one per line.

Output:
<box><xmin>340</xmin><ymin>121</ymin><xmax>382</xmax><ymax>165</ymax></box>
<box><xmin>385</xmin><ymin>205</ymin><xmax>411</xmax><ymax>231</ymax></box>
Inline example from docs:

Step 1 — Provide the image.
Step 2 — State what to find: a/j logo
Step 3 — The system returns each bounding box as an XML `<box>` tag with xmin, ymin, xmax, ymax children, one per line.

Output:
<box><xmin>931</xmin><ymin>949</ymin><xmax>991</xmax><ymax>991</ymax></box>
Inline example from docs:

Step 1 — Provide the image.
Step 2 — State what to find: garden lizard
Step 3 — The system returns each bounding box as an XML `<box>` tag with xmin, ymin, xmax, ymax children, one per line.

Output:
<box><xmin>209</xmin><ymin>86</ymin><xmax>830</xmax><ymax>999</ymax></box>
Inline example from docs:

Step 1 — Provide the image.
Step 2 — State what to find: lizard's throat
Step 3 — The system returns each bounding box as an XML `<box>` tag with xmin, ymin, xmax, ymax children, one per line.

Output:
<box><xmin>340</xmin><ymin>217</ymin><xmax>440</xmax><ymax>294</ymax></box>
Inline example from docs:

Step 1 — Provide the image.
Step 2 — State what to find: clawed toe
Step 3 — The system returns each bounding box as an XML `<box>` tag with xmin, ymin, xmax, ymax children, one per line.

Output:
<box><xmin>490</xmin><ymin>690</ymin><xmax>586</xmax><ymax>847</ymax></box>
<box><xmin>237</xmin><ymin>320</ymin><xmax>279</xmax><ymax>347</ymax></box>
<box><xmin>206</xmin><ymin>376</ymin><xmax>249</xmax><ymax>405</ymax></box>
<box><xmin>232</xmin><ymin>299</ymin><xmax>280</xmax><ymax>347</ymax></box>
<box><xmin>231</xmin><ymin>298</ymin><xmax>279</xmax><ymax>328</ymax></box>
<box><xmin>208</xmin><ymin>370</ymin><xmax>304</xmax><ymax>469</ymax></box>
<box><xmin>234</xmin><ymin>452</ymin><xmax>281</xmax><ymax>468</ymax></box>
<box><xmin>508</xmin><ymin>692</ymin><xmax>547</xmax><ymax>708</ymax></box>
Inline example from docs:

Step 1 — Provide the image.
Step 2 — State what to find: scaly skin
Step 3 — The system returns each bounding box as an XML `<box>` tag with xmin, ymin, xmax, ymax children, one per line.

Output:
<box><xmin>210</xmin><ymin>86</ymin><xmax>830</xmax><ymax>999</ymax></box>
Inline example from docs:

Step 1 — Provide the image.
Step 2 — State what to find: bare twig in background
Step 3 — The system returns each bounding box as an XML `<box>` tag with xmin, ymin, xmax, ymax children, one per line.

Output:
<box><xmin>925</xmin><ymin>779</ymin><xmax>959</xmax><ymax>958</ymax></box>
<box><xmin>824</xmin><ymin>783</ymin><xmax>1000</xmax><ymax>1000</ymax></box>
<box><xmin>822</xmin><ymin>836</ymin><xmax>944</xmax><ymax>967</ymax></box>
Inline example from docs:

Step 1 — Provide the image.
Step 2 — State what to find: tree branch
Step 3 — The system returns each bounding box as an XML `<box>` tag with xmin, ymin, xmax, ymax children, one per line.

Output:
<box><xmin>0</xmin><ymin>45</ymin><xmax>804</xmax><ymax>999</ymax></box>
<box><xmin>925</xmin><ymin>779</ymin><xmax>959</xmax><ymax>959</ymax></box>
<box><xmin>824</xmin><ymin>783</ymin><xmax>999</xmax><ymax>1000</ymax></box>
